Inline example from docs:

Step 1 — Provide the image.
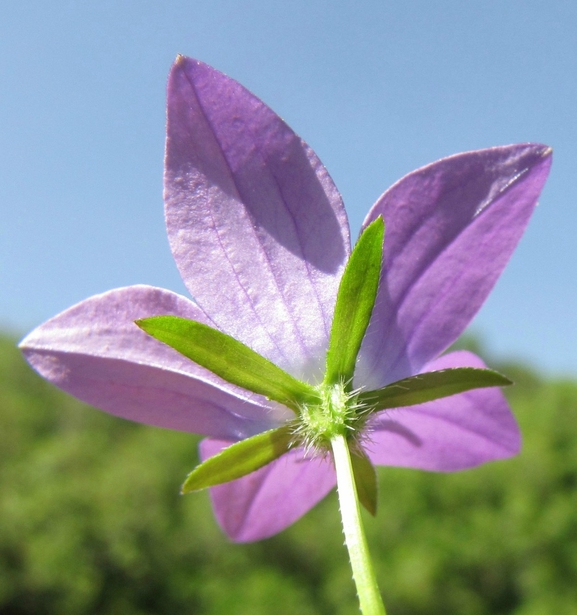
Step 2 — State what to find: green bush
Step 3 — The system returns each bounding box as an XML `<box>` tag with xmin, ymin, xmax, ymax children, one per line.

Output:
<box><xmin>1</xmin><ymin>333</ymin><xmax>577</xmax><ymax>614</ymax></box>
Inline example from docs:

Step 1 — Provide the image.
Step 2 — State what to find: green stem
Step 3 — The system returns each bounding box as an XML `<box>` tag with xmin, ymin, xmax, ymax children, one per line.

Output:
<box><xmin>331</xmin><ymin>433</ymin><xmax>386</xmax><ymax>615</ymax></box>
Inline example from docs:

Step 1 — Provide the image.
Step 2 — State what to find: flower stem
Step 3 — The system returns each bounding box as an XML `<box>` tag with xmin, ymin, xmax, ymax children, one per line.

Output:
<box><xmin>331</xmin><ymin>433</ymin><xmax>386</xmax><ymax>615</ymax></box>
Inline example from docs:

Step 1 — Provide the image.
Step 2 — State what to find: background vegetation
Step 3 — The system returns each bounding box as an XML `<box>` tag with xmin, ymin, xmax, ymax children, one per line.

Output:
<box><xmin>1</xmin><ymin>332</ymin><xmax>576</xmax><ymax>615</ymax></box>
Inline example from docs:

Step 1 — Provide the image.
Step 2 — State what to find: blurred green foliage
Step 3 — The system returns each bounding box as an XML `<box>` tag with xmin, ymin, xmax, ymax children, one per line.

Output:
<box><xmin>2</xmin><ymin>332</ymin><xmax>577</xmax><ymax>615</ymax></box>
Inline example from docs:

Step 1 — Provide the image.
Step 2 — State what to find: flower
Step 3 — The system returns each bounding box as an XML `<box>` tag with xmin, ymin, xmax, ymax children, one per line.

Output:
<box><xmin>20</xmin><ymin>56</ymin><xmax>552</xmax><ymax>543</ymax></box>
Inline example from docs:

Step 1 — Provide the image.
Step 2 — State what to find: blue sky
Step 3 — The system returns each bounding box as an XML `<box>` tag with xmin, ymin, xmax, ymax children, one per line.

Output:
<box><xmin>1</xmin><ymin>1</ymin><xmax>575</xmax><ymax>375</ymax></box>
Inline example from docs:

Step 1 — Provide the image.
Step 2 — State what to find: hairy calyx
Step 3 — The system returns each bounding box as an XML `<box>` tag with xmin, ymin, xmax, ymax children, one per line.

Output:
<box><xmin>295</xmin><ymin>382</ymin><xmax>369</xmax><ymax>454</ymax></box>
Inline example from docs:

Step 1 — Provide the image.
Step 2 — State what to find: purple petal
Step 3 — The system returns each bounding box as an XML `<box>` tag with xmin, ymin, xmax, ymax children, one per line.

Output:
<box><xmin>19</xmin><ymin>286</ymin><xmax>288</xmax><ymax>439</ymax></box>
<box><xmin>365</xmin><ymin>351</ymin><xmax>520</xmax><ymax>471</ymax></box>
<box><xmin>200</xmin><ymin>439</ymin><xmax>336</xmax><ymax>542</ymax></box>
<box><xmin>165</xmin><ymin>56</ymin><xmax>350</xmax><ymax>382</ymax></box>
<box><xmin>357</xmin><ymin>144</ymin><xmax>552</xmax><ymax>389</ymax></box>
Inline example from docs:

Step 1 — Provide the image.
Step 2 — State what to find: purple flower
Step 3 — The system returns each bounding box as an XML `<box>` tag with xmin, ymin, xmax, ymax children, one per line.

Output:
<box><xmin>20</xmin><ymin>56</ymin><xmax>552</xmax><ymax>543</ymax></box>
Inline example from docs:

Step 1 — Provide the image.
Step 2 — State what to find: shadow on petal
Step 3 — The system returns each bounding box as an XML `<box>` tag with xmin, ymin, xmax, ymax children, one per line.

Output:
<box><xmin>367</xmin><ymin>418</ymin><xmax>423</xmax><ymax>448</ymax></box>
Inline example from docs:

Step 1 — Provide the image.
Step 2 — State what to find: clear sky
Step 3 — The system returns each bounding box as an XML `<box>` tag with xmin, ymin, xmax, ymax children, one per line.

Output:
<box><xmin>1</xmin><ymin>1</ymin><xmax>575</xmax><ymax>376</ymax></box>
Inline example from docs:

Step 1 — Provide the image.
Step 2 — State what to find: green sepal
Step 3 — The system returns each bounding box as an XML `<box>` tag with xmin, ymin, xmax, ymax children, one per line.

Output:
<box><xmin>181</xmin><ymin>425</ymin><xmax>294</xmax><ymax>493</ymax></box>
<box><xmin>350</xmin><ymin>447</ymin><xmax>378</xmax><ymax>516</ymax></box>
<box><xmin>136</xmin><ymin>316</ymin><xmax>320</xmax><ymax>413</ymax></box>
<box><xmin>358</xmin><ymin>367</ymin><xmax>513</xmax><ymax>412</ymax></box>
<box><xmin>325</xmin><ymin>217</ymin><xmax>384</xmax><ymax>388</ymax></box>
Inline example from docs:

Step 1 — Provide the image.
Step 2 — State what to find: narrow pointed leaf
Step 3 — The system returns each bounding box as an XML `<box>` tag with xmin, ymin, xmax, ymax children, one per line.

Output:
<box><xmin>325</xmin><ymin>217</ymin><xmax>384</xmax><ymax>387</ymax></box>
<box><xmin>350</xmin><ymin>447</ymin><xmax>378</xmax><ymax>516</ymax></box>
<box><xmin>136</xmin><ymin>316</ymin><xmax>320</xmax><ymax>413</ymax></box>
<box><xmin>182</xmin><ymin>425</ymin><xmax>295</xmax><ymax>493</ymax></box>
<box><xmin>358</xmin><ymin>367</ymin><xmax>512</xmax><ymax>412</ymax></box>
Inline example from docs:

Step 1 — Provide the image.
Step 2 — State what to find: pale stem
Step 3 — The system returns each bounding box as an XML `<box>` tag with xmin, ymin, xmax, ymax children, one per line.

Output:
<box><xmin>331</xmin><ymin>433</ymin><xmax>386</xmax><ymax>615</ymax></box>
